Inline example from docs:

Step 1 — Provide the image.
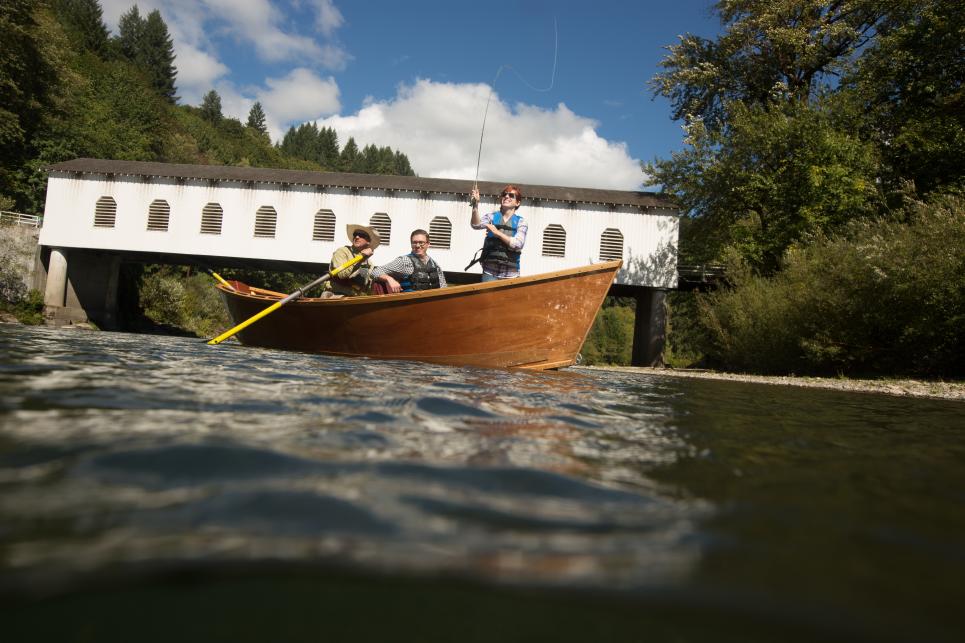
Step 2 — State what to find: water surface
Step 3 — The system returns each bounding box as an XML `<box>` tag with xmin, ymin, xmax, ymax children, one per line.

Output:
<box><xmin>1</xmin><ymin>325</ymin><xmax>962</xmax><ymax>642</ymax></box>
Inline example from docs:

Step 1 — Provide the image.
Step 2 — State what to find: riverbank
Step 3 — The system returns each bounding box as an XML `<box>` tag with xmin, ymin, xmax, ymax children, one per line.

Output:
<box><xmin>581</xmin><ymin>366</ymin><xmax>965</xmax><ymax>401</ymax></box>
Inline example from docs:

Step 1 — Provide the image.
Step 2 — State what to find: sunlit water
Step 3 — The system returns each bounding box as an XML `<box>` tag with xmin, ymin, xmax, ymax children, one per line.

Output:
<box><xmin>1</xmin><ymin>324</ymin><xmax>963</xmax><ymax>642</ymax></box>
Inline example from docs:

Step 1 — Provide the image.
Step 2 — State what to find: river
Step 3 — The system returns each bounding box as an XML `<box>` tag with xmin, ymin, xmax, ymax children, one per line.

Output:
<box><xmin>1</xmin><ymin>324</ymin><xmax>962</xmax><ymax>642</ymax></box>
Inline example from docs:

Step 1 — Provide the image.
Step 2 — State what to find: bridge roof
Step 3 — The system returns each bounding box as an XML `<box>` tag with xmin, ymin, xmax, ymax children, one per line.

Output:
<box><xmin>48</xmin><ymin>158</ymin><xmax>677</xmax><ymax>210</ymax></box>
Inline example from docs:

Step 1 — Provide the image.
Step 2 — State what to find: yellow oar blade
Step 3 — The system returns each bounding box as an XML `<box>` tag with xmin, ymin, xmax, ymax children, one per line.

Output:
<box><xmin>207</xmin><ymin>300</ymin><xmax>284</xmax><ymax>345</ymax></box>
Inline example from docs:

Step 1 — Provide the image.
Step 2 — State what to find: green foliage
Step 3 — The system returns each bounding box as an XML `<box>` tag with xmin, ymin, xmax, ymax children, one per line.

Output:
<box><xmin>581</xmin><ymin>299</ymin><xmax>635</xmax><ymax>365</ymax></box>
<box><xmin>0</xmin><ymin>0</ymin><xmax>58</xmax><ymax>206</ymax></box>
<box><xmin>694</xmin><ymin>194</ymin><xmax>965</xmax><ymax>377</ymax></box>
<box><xmin>663</xmin><ymin>291</ymin><xmax>705</xmax><ymax>368</ymax></box>
<box><xmin>52</xmin><ymin>0</ymin><xmax>109</xmax><ymax>56</ymax></box>
<box><xmin>649</xmin><ymin>99</ymin><xmax>880</xmax><ymax>271</ymax></box>
<box><xmin>200</xmin><ymin>89</ymin><xmax>222</xmax><ymax>123</ymax></box>
<box><xmin>246</xmin><ymin>102</ymin><xmax>268</xmax><ymax>136</ymax></box>
<box><xmin>844</xmin><ymin>0</ymin><xmax>965</xmax><ymax>197</ymax></box>
<box><xmin>4</xmin><ymin>288</ymin><xmax>44</xmax><ymax>324</ymax></box>
<box><xmin>137</xmin><ymin>266</ymin><xmax>229</xmax><ymax>337</ymax></box>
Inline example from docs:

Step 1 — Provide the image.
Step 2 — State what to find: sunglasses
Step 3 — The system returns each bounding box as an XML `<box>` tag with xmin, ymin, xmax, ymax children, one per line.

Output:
<box><xmin>501</xmin><ymin>192</ymin><xmax>519</xmax><ymax>200</ymax></box>
<box><xmin>354</xmin><ymin>232</ymin><xmax>371</xmax><ymax>241</ymax></box>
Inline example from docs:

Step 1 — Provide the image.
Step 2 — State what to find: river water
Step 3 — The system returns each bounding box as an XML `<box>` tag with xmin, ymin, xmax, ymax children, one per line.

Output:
<box><xmin>1</xmin><ymin>324</ymin><xmax>963</xmax><ymax>642</ymax></box>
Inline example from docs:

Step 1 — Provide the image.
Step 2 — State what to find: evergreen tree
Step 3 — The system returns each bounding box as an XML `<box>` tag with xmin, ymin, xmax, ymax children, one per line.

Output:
<box><xmin>200</xmin><ymin>89</ymin><xmax>222</xmax><ymax>122</ymax></box>
<box><xmin>116</xmin><ymin>5</ymin><xmax>144</xmax><ymax>62</ymax></box>
<box><xmin>140</xmin><ymin>10</ymin><xmax>177</xmax><ymax>103</ymax></box>
<box><xmin>394</xmin><ymin>150</ymin><xmax>414</xmax><ymax>176</ymax></box>
<box><xmin>246</xmin><ymin>102</ymin><xmax>267</xmax><ymax>135</ymax></box>
<box><xmin>339</xmin><ymin>137</ymin><xmax>359</xmax><ymax>172</ymax></box>
<box><xmin>53</xmin><ymin>0</ymin><xmax>110</xmax><ymax>56</ymax></box>
<box><xmin>320</xmin><ymin>127</ymin><xmax>339</xmax><ymax>167</ymax></box>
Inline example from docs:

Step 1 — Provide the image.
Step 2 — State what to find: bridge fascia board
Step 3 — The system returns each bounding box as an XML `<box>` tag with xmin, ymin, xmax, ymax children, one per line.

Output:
<box><xmin>47</xmin><ymin>158</ymin><xmax>679</xmax><ymax>212</ymax></box>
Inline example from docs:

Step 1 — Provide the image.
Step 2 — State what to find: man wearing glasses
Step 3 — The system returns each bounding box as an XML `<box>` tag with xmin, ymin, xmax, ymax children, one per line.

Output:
<box><xmin>325</xmin><ymin>223</ymin><xmax>380</xmax><ymax>296</ymax></box>
<box><xmin>370</xmin><ymin>229</ymin><xmax>447</xmax><ymax>293</ymax></box>
<box><xmin>469</xmin><ymin>184</ymin><xmax>528</xmax><ymax>280</ymax></box>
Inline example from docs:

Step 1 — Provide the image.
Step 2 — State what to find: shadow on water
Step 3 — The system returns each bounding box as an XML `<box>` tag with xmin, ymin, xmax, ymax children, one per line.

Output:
<box><xmin>0</xmin><ymin>325</ymin><xmax>963</xmax><ymax>642</ymax></box>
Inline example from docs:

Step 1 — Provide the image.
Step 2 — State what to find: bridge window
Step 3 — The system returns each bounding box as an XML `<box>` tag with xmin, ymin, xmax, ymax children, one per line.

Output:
<box><xmin>254</xmin><ymin>206</ymin><xmax>277</xmax><ymax>238</ymax></box>
<box><xmin>542</xmin><ymin>224</ymin><xmax>566</xmax><ymax>257</ymax></box>
<box><xmin>370</xmin><ymin>212</ymin><xmax>391</xmax><ymax>246</ymax></box>
<box><xmin>312</xmin><ymin>209</ymin><xmax>335</xmax><ymax>241</ymax></box>
<box><xmin>429</xmin><ymin>216</ymin><xmax>451</xmax><ymax>249</ymax></box>
<box><xmin>200</xmin><ymin>203</ymin><xmax>223</xmax><ymax>235</ymax></box>
<box><xmin>600</xmin><ymin>228</ymin><xmax>624</xmax><ymax>261</ymax></box>
<box><xmin>147</xmin><ymin>199</ymin><xmax>170</xmax><ymax>232</ymax></box>
<box><xmin>94</xmin><ymin>196</ymin><xmax>116</xmax><ymax>228</ymax></box>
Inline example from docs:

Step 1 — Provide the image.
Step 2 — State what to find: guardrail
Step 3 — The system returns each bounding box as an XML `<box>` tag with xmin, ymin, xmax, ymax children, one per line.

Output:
<box><xmin>0</xmin><ymin>211</ymin><xmax>43</xmax><ymax>228</ymax></box>
<box><xmin>677</xmin><ymin>264</ymin><xmax>727</xmax><ymax>291</ymax></box>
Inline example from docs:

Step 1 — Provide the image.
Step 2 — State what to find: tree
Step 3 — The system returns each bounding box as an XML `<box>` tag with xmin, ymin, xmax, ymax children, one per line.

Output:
<box><xmin>844</xmin><ymin>0</ymin><xmax>965</xmax><ymax>197</ymax></box>
<box><xmin>53</xmin><ymin>0</ymin><xmax>110</xmax><ymax>56</ymax></box>
<box><xmin>140</xmin><ymin>9</ymin><xmax>177</xmax><ymax>103</ymax></box>
<box><xmin>116</xmin><ymin>5</ymin><xmax>144</xmax><ymax>62</ymax></box>
<box><xmin>200</xmin><ymin>89</ymin><xmax>222</xmax><ymax>122</ymax></box>
<box><xmin>339</xmin><ymin>137</ymin><xmax>359</xmax><ymax>172</ymax></box>
<box><xmin>0</xmin><ymin>0</ymin><xmax>58</xmax><ymax>207</ymax></box>
<box><xmin>651</xmin><ymin>0</ymin><xmax>885</xmax><ymax>135</ymax></box>
<box><xmin>648</xmin><ymin>1</ymin><xmax>887</xmax><ymax>272</ymax></box>
<box><xmin>115</xmin><ymin>6</ymin><xmax>177</xmax><ymax>103</ymax></box>
<box><xmin>246</xmin><ymin>102</ymin><xmax>268</xmax><ymax>136</ymax></box>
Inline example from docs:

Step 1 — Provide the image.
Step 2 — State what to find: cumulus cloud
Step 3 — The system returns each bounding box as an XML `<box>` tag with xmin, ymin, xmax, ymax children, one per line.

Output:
<box><xmin>310</xmin><ymin>0</ymin><xmax>345</xmax><ymax>37</ymax></box>
<box><xmin>319</xmin><ymin>79</ymin><xmax>645</xmax><ymax>190</ymax></box>
<box><xmin>257</xmin><ymin>69</ymin><xmax>342</xmax><ymax>140</ymax></box>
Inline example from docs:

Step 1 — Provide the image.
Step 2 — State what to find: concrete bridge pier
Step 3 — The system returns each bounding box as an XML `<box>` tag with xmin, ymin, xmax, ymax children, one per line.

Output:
<box><xmin>631</xmin><ymin>289</ymin><xmax>667</xmax><ymax>367</ymax></box>
<box><xmin>42</xmin><ymin>248</ymin><xmax>121</xmax><ymax>330</ymax></box>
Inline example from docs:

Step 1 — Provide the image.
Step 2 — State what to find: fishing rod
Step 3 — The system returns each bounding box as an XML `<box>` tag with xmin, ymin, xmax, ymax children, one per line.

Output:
<box><xmin>471</xmin><ymin>16</ymin><xmax>559</xmax><ymax>202</ymax></box>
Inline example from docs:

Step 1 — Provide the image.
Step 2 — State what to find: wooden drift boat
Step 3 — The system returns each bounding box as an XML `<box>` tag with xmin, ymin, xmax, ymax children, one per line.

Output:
<box><xmin>216</xmin><ymin>260</ymin><xmax>621</xmax><ymax>370</ymax></box>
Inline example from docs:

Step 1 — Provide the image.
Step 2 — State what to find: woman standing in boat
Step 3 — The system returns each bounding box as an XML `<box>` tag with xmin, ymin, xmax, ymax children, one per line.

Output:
<box><xmin>469</xmin><ymin>184</ymin><xmax>528</xmax><ymax>281</ymax></box>
<box><xmin>325</xmin><ymin>224</ymin><xmax>380</xmax><ymax>296</ymax></box>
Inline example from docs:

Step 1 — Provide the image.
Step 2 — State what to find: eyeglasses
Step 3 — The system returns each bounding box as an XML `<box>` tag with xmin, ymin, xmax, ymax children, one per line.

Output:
<box><xmin>410</xmin><ymin>240</ymin><xmax>428</xmax><ymax>246</ymax></box>
<box><xmin>501</xmin><ymin>192</ymin><xmax>519</xmax><ymax>200</ymax></box>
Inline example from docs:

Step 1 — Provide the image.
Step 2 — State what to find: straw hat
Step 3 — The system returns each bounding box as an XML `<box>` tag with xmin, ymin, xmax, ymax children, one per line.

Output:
<box><xmin>345</xmin><ymin>223</ymin><xmax>381</xmax><ymax>250</ymax></box>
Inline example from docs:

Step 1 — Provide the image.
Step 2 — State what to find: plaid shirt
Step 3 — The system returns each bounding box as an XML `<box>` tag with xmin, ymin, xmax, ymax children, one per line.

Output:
<box><xmin>471</xmin><ymin>211</ymin><xmax>528</xmax><ymax>279</ymax></box>
<box><xmin>371</xmin><ymin>254</ymin><xmax>447</xmax><ymax>288</ymax></box>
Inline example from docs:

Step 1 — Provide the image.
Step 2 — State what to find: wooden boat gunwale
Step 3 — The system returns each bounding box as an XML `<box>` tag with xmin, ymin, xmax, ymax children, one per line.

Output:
<box><xmin>216</xmin><ymin>259</ymin><xmax>623</xmax><ymax>307</ymax></box>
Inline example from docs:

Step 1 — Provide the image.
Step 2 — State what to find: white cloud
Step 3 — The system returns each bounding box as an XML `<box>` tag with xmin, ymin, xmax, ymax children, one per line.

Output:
<box><xmin>257</xmin><ymin>69</ymin><xmax>342</xmax><ymax>140</ymax></box>
<box><xmin>310</xmin><ymin>0</ymin><xmax>345</xmax><ymax>37</ymax></box>
<box><xmin>318</xmin><ymin>79</ymin><xmax>644</xmax><ymax>190</ymax></box>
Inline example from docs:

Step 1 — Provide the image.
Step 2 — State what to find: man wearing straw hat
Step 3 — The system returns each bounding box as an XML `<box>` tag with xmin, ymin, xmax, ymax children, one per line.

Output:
<box><xmin>325</xmin><ymin>223</ymin><xmax>381</xmax><ymax>296</ymax></box>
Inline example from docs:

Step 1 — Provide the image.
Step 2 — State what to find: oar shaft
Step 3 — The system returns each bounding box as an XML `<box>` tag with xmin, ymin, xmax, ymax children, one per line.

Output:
<box><xmin>207</xmin><ymin>252</ymin><xmax>366</xmax><ymax>346</ymax></box>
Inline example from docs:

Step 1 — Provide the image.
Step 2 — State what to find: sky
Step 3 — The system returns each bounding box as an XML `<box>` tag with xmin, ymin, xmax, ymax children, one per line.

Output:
<box><xmin>99</xmin><ymin>0</ymin><xmax>721</xmax><ymax>191</ymax></box>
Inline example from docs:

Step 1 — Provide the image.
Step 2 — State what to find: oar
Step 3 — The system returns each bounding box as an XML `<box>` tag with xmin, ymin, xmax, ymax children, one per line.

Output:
<box><xmin>207</xmin><ymin>253</ymin><xmax>366</xmax><ymax>346</ymax></box>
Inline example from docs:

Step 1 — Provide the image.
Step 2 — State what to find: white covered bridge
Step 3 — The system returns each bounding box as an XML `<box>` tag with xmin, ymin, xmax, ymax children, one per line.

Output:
<box><xmin>39</xmin><ymin>158</ymin><xmax>680</xmax><ymax>364</ymax></box>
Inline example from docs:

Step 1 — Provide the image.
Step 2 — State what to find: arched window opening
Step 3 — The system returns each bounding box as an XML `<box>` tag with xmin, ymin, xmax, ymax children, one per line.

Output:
<box><xmin>370</xmin><ymin>212</ymin><xmax>391</xmax><ymax>246</ymax></box>
<box><xmin>254</xmin><ymin>206</ymin><xmax>277</xmax><ymax>238</ymax></box>
<box><xmin>313</xmin><ymin>209</ymin><xmax>336</xmax><ymax>241</ymax></box>
<box><xmin>599</xmin><ymin>228</ymin><xmax>624</xmax><ymax>261</ymax></box>
<box><xmin>147</xmin><ymin>199</ymin><xmax>170</xmax><ymax>232</ymax></box>
<box><xmin>541</xmin><ymin>224</ymin><xmax>566</xmax><ymax>257</ymax></box>
<box><xmin>428</xmin><ymin>216</ymin><xmax>452</xmax><ymax>249</ymax></box>
<box><xmin>200</xmin><ymin>203</ymin><xmax>223</xmax><ymax>235</ymax></box>
<box><xmin>94</xmin><ymin>196</ymin><xmax>116</xmax><ymax>228</ymax></box>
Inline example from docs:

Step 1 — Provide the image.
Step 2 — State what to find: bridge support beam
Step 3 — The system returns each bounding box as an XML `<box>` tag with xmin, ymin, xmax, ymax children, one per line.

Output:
<box><xmin>631</xmin><ymin>289</ymin><xmax>667</xmax><ymax>367</ymax></box>
<box><xmin>42</xmin><ymin>248</ymin><xmax>120</xmax><ymax>330</ymax></box>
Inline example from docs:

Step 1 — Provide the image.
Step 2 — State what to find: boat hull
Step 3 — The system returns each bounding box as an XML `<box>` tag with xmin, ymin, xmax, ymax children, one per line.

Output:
<box><xmin>217</xmin><ymin>260</ymin><xmax>620</xmax><ymax>370</ymax></box>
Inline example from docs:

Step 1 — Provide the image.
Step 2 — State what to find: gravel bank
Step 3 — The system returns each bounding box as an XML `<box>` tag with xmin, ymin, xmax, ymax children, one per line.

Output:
<box><xmin>580</xmin><ymin>366</ymin><xmax>964</xmax><ymax>401</ymax></box>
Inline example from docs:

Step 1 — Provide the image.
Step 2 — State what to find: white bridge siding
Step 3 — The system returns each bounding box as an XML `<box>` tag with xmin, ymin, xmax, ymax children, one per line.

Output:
<box><xmin>40</xmin><ymin>161</ymin><xmax>679</xmax><ymax>289</ymax></box>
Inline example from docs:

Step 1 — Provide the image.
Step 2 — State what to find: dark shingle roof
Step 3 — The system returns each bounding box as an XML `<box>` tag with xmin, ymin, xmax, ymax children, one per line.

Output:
<box><xmin>47</xmin><ymin>158</ymin><xmax>677</xmax><ymax>210</ymax></box>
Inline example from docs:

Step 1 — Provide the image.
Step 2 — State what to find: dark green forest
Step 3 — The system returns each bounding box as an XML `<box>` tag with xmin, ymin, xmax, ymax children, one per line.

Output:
<box><xmin>585</xmin><ymin>0</ymin><xmax>963</xmax><ymax>378</ymax></box>
<box><xmin>2</xmin><ymin>0</ymin><xmax>962</xmax><ymax>378</ymax></box>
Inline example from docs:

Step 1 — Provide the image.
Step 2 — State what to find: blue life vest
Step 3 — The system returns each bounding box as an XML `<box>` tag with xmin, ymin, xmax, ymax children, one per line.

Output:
<box><xmin>481</xmin><ymin>212</ymin><xmax>521</xmax><ymax>271</ymax></box>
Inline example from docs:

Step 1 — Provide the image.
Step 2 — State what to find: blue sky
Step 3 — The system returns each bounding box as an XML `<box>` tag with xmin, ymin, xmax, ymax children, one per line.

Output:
<box><xmin>99</xmin><ymin>0</ymin><xmax>721</xmax><ymax>190</ymax></box>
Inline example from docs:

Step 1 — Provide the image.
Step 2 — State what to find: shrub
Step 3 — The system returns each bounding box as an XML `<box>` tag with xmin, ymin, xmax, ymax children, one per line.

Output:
<box><xmin>696</xmin><ymin>194</ymin><xmax>965</xmax><ymax>377</ymax></box>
